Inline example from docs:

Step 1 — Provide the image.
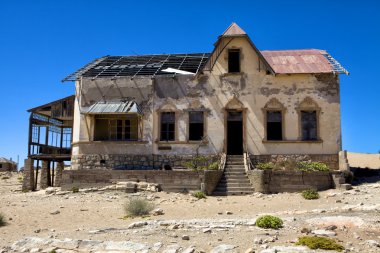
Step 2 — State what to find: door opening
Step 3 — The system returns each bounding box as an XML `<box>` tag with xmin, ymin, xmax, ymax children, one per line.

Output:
<box><xmin>227</xmin><ymin>111</ymin><xmax>243</xmax><ymax>155</ymax></box>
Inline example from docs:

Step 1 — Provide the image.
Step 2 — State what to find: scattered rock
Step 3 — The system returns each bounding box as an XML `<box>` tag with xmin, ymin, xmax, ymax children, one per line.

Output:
<box><xmin>152</xmin><ymin>208</ymin><xmax>164</xmax><ymax>216</ymax></box>
<box><xmin>300</xmin><ymin>228</ymin><xmax>311</xmax><ymax>234</ymax></box>
<box><xmin>182</xmin><ymin>246</ymin><xmax>195</xmax><ymax>253</ymax></box>
<box><xmin>182</xmin><ymin>235</ymin><xmax>190</xmax><ymax>240</ymax></box>
<box><xmin>127</xmin><ymin>221</ymin><xmax>148</xmax><ymax>229</ymax></box>
<box><xmin>203</xmin><ymin>228</ymin><xmax>212</xmax><ymax>233</ymax></box>
<box><xmin>244</xmin><ymin>248</ymin><xmax>254</xmax><ymax>253</ymax></box>
<box><xmin>325</xmin><ymin>225</ymin><xmax>337</xmax><ymax>231</ymax></box>
<box><xmin>260</xmin><ymin>246</ymin><xmax>311</xmax><ymax>253</ymax></box>
<box><xmin>366</xmin><ymin>240</ymin><xmax>379</xmax><ymax>247</ymax></box>
<box><xmin>210</xmin><ymin>244</ymin><xmax>237</xmax><ymax>253</ymax></box>
<box><xmin>226</xmin><ymin>211</ymin><xmax>233</xmax><ymax>215</ymax></box>
<box><xmin>50</xmin><ymin>210</ymin><xmax>60</xmax><ymax>215</ymax></box>
<box><xmin>311</xmin><ymin>229</ymin><xmax>337</xmax><ymax>237</ymax></box>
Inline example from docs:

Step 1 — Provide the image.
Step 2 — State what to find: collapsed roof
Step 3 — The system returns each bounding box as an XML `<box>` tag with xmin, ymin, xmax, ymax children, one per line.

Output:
<box><xmin>62</xmin><ymin>23</ymin><xmax>348</xmax><ymax>82</ymax></box>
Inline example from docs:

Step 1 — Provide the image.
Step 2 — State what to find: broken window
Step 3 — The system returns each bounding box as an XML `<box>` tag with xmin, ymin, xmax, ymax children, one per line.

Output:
<box><xmin>94</xmin><ymin>115</ymin><xmax>138</xmax><ymax>141</ymax></box>
<box><xmin>189</xmin><ymin>111</ymin><xmax>204</xmax><ymax>141</ymax></box>
<box><xmin>228</xmin><ymin>49</ymin><xmax>240</xmax><ymax>73</ymax></box>
<box><xmin>160</xmin><ymin>112</ymin><xmax>175</xmax><ymax>141</ymax></box>
<box><xmin>266</xmin><ymin>111</ymin><xmax>283</xmax><ymax>140</ymax></box>
<box><xmin>301</xmin><ymin>111</ymin><xmax>317</xmax><ymax>141</ymax></box>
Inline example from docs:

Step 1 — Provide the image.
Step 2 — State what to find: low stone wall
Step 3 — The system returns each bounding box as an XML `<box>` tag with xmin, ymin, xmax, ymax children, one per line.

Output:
<box><xmin>62</xmin><ymin>169</ymin><xmax>223</xmax><ymax>194</ymax></box>
<box><xmin>247</xmin><ymin>170</ymin><xmax>342</xmax><ymax>193</ymax></box>
<box><xmin>250</xmin><ymin>154</ymin><xmax>339</xmax><ymax>171</ymax></box>
<box><xmin>71</xmin><ymin>154</ymin><xmax>219</xmax><ymax>170</ymax></box>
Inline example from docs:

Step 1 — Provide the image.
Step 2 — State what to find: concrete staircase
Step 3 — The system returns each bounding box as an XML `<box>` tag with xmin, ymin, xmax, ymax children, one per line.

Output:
<box><xmin>213</xmin><ymin>155</ymin><xmax>254</xmax><ymax>196</ymax></box>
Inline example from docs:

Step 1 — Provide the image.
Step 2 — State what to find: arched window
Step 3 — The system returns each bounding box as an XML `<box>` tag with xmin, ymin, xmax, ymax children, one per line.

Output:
<box><xmin>296</xmin><ymin>97</ymin><xmax>321</xmax><ymax>141</ymax></box>
<box><xmin>263</xmin><ymin>98</ymin><xmax>286</xmax><ymax>141</ymax></box>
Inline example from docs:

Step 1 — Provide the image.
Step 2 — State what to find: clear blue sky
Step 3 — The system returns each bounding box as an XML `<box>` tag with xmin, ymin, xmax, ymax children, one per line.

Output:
<box><xmin>0</xmin><ymin>0</ymin><xmax>379</xmax><ymax>167</ymax></box>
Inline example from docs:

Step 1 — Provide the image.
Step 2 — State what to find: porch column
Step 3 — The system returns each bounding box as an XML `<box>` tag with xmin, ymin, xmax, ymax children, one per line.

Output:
<box><xmin>54</xmin><ymin>161</ymin><xmax>64</xmax><ymax>187</ymax></box>
<box><xmin>40</xmin><ymin>160</ymin><xmax>49</xmax><ymax>189</ymax></box>
<box><xmin>22</xmin><ymin>158</ymin><xmax>34</xmax><ymax>191</ymax></box>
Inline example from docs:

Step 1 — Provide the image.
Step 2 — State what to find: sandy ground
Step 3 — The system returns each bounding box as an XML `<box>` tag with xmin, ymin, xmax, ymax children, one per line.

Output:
<box><xmin>347</xmin><ymin>152</ymin><xmax>380</xmax><ymax>169</ymax></box>
<box><xmin>1</xmin><ymin>171</ymin><xmax>380</xmax><ymax>252</ymax></box>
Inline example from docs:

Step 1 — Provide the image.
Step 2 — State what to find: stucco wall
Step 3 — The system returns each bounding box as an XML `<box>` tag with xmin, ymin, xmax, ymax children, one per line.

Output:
<box><xmin>71</xmin><ymin>36</ymin><xmax>341</xmax><ymax>167</ymax></box>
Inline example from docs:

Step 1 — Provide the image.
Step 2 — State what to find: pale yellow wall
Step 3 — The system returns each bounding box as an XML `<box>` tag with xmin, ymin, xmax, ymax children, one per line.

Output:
<box><xmin>72</xmin><ymin>36</ymin><xmax>341</xmax><ymax>157</ymax></box>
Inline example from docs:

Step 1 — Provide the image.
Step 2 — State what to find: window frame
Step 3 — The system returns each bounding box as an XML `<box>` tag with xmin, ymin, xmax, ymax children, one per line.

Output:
<box><xmin>262</xmin><ymin>98</ymin><xmax>286</xmax><ymax>142</ymax></box>
<box><xmin>296</xmin><ymin>97</ymin><xmax>321</xmax><ymax>142</ymax></box>
<box><xmin>93</xmin><ymin>114</ymin><xmax>140</xmax><ymax>141</ymax></box>
<box><xmin>228</xmin><ymin>49</ymin><xmax>241</xmax><ymax>73</ymax></box>
<box><xmin>159</xmin><ymin>111</ymin><xmax>176</xmax><ymax>142</ymax></box>
<box><xmin>188</xmin><ymin>111</ymin><xmax>205</xmax><ymax>141</ymax></box>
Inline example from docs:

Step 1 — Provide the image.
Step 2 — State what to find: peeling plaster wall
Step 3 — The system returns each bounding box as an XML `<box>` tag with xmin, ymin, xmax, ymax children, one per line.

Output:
<box><xmin>72</xmin><ymin>36</ymin><xmax>341</xmax><ymax>168</ymax></box>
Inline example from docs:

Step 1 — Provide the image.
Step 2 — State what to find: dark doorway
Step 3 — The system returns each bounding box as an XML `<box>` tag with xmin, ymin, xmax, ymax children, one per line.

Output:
<box><xmin>227</xmin><ymin>111</ymin><xmax>243</xmax><ymax>155</ymax></box>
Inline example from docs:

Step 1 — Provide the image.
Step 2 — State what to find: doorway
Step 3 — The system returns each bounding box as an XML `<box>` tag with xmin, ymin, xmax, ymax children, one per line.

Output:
<box><xmin>227</xmin><ymin>111</ymin><xmax>243</xmax><ymax>155</ymax></box>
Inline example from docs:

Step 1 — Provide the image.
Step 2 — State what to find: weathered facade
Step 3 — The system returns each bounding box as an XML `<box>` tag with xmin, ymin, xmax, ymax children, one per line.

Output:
<box><xmin>24</xmin><ymin>23</ymin><xmax>350</xmax><ymax>194</ymax></box>
<box><xmin>64</xmin><ymin>23</ymin><xmax>348</xmax><ymax>172</ymax></box>
<box><xmin>0</xmin><ymin>157</ymin><xmax>17</xmax><ymax>172</ymax></box>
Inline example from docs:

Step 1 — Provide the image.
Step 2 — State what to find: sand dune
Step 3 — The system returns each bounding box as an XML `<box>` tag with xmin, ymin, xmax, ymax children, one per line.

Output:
<box><xmin>347</xmin><ymin>152</ymin><xmax>380</xmax><ymax>169</ymax></box>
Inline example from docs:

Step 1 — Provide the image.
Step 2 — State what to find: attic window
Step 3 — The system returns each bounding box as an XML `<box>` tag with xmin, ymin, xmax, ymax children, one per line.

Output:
<box><xmin>228</xmin><ymin>49</ymin><xmax>240</xmax><ymax>73</ymax></box>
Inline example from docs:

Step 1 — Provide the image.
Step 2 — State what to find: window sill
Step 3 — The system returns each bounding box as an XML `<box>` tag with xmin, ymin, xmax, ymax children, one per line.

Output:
<box><xmin>72</xmin><ymin>140</ymin><xmax>149</xmax><ymax>146</ymax></box>
<box><xmin>156</xmin><ymin>140</ymin><xmax>209</xmax><ymax>145</ymax></box>
<box><xmin>262</xmin><ymin>140</ymin><xmax>323</xmax><ymax>144</ymax></box>
<box><xmin>222</xmin><ymin>72</ymin><xmax>244</xmax><ymax>77</ymax></box>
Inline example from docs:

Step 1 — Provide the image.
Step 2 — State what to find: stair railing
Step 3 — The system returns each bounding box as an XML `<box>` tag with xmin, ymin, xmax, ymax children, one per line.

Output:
<box><xmin>244</xmin><ymin>152</ymin><xmax>254</xmax><ymax>172</ymax></box>
<box><xmin>219</xmin><ymin>153</ymin><xmax>227</xmax><ymax>171</ymax></box>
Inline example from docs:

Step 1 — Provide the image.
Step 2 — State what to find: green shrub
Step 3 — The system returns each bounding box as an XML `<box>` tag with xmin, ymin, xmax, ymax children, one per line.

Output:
<box><xmin>0</xmin><ymin>213</ymin><xmax>6</xmax><ymax>227</ymax></box>
<box><xmin>298</xmin><ymin>162</ymin><xmax>329</xmax><ymax>172</ymax></box>
<box><xmin>193</xmin><ymin>191</ymin><xmax>206</xmax><ymax>199</ymax></box>
<box><xmin>124</xmin><ymin>198</ymin><xmax>154</xmax><ymax>217</ymax></box>
<box><xmin>208</xmin><ymin>162</ymin><xmax>219</xmax><ymax>170</ymax></box>
<box><xmin>48</xmin><ymin>250</ymin><xmax>57</xmax><ymax>253</ymax></box>
<box><xmin>71</xmin><ymin>186</ymin><xmax>79</xmax><ymax>193</ymax></box>
<box><xmin>255</xmin><ymin>215</ymin><xmax>283</xmax><ymax>229</ymax></box>
<box><xmin>296</xmin><ymin>236</ymin><xmax>344</xmax><ymax>251</ymax></box>
<box><xmin>301</xmin><ymin>189</ymin><xmax>320</xmax><ymax>200</ymax></box>
<box><xmin>184</xmin><ymin>161</ymin><xmax>197</xmax><ymax>170</ymax></box>
<box><xmin>1</xmin><ymin>176</ymin><xmax>10</xmax><ymax>180</ymax></box>
<box><xmin>256</xmin><ymin>162</ymin><xmax>274</xmax><ymax>170</ymax></box>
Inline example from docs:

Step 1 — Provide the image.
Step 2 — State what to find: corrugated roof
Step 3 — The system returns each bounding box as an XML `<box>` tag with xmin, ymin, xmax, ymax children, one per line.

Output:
<box><xmin>261</xmin><ymin>49</ymin><xmax>349</xmax><ymax>75</ymax></box>
<box><xmin>63</xmin><ymin>50</ymin><xmax>348</xmax><ymax>82</ymax></box>
<box><xmin>86</xmin><ymin>101</ymin><xmax>143</xmax><ymax>114</ymax></box>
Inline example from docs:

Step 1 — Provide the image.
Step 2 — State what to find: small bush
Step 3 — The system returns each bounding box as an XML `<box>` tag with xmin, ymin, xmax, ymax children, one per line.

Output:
<box><xmin>296</xmin><ymin>236</ymin><xmax>344</xmax><ymax>251</ymax></box>
<box><xmin>256</xmin><ymin>162</ymin><xmax>274</xmax><ymax>170</ymax></box>
<box><xmin>301</xmin><ymin>189</ymin><xmax>320</xmax><ymax>200</ymax></box>
<box><xmin>208</xmin><ymin>162</ymin><xmax>219</xmax><ymax>170</ymax></box>
<box><xmin>255</xmin><ymin>215</ymin><xmax>283</xmax><ymax>229</ymax></box>
<box><xmin>71</xmin><ymin>186</ymin><xmax>79</xmax><ymax>193</ymax></box>
<box><xmin>275</xmin><ymin>160</ymin><xmax>299</xmax><ymax>171</ymax></box>
<box><xmin>193</xmin><ymin>191</ymin><xmax>206</xmax><ymax>199</ymax></box>
<box><xmin>184</xmin><ymin>161</ymin><xmax>197</xmax><ymax>170</ymax></box>
<box><xmin>0</xmin><ymin>213</ymin><xmax>6</xmax><ymax>227</ymax></box>
<box><xmin>124</xmin><ymin>198</ymin><xmax>154</xmax><ymax>217</ymax></box>
<box><xmin>1</xmin><ymin>176</ymin><xmax>10</xmax><ymax>180</ymax></box>
<box><xmin>298</xmin><ymin>162</ymin><xmax>329</xmax><ymax>172</ymax></box>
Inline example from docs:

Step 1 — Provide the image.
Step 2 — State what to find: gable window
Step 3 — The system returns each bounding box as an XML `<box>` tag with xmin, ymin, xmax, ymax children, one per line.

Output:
<box><xmin>301</xmin><ymin>111</ymin><xmax>317</xmax><ymax>141</ymax></box>
<box><xmin>189</xmin><ymin>111</ymin><xmax>204</xmax><ymax>141</ymax></box>
<box><xmin>160</xmin><ymin>112</ymin><xmax>175</xmax><ymax>141</ymax></box>
<box><xmin>94</xmin><ymin>115</ymin><xmax>138</xmax><ymax>141</ymax></box>
<box><xmin>228</xmin><ymin>49</ymin><xmax>240</xmax><ymax>73</ymax></box>
<box><xmin>266</xmin><ymin>111</ymin><xmax>283</xmax><ymax>140</ymax></box>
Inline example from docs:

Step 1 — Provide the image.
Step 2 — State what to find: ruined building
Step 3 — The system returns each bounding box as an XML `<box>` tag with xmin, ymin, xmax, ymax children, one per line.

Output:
<box><xmin>24</xmin><ymin>23</ymin><xmax>349</xmax><ymax>194</ymax></box>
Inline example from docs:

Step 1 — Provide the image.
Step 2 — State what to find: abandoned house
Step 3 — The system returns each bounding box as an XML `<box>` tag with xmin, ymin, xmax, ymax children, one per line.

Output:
<box><xmin>0</xmin><ymin>157</ymin><xmax>17</xmax><ymax>172</ymax></box>
<box><xmin>23</xmin><ymin>23</ymin><xmax>349</xmax><ymax>194</ymax></box>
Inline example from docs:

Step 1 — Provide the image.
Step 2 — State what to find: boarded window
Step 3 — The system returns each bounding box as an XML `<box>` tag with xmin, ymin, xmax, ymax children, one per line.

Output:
<box><xmin>301</xmin><ymin>111</ymin><xmax>317</xmax><ymax>140</ymax></box>
<box><xmin>267</xmin><ymin>111</ymin><xmax>282</xmax><ymax>140</ymax></box>
<box><xmin>228</xmin><ymin>49</ymin><xmax>240</xmax><ymax>73</ymax></box>
<box><xmin>94</xmin><ymin>115</ymin><xmax>138</xmax><ymax>141</ymax></box>
<box><xmin>160</xmin><ymin>112</ymin><xmax>175</xmax><ymax>141</ymax></box>
<box><xmin>189</xmin><ymin>111</ymin><xmax>204</xmax><ymax>140</ymax></box>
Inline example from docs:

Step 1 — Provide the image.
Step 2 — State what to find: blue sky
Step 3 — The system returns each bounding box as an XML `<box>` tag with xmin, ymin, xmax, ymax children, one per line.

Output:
<box><xmin>0</xmin><ymin>0</ymin><xmax>379</xmax><ymax>167</ymax></box>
